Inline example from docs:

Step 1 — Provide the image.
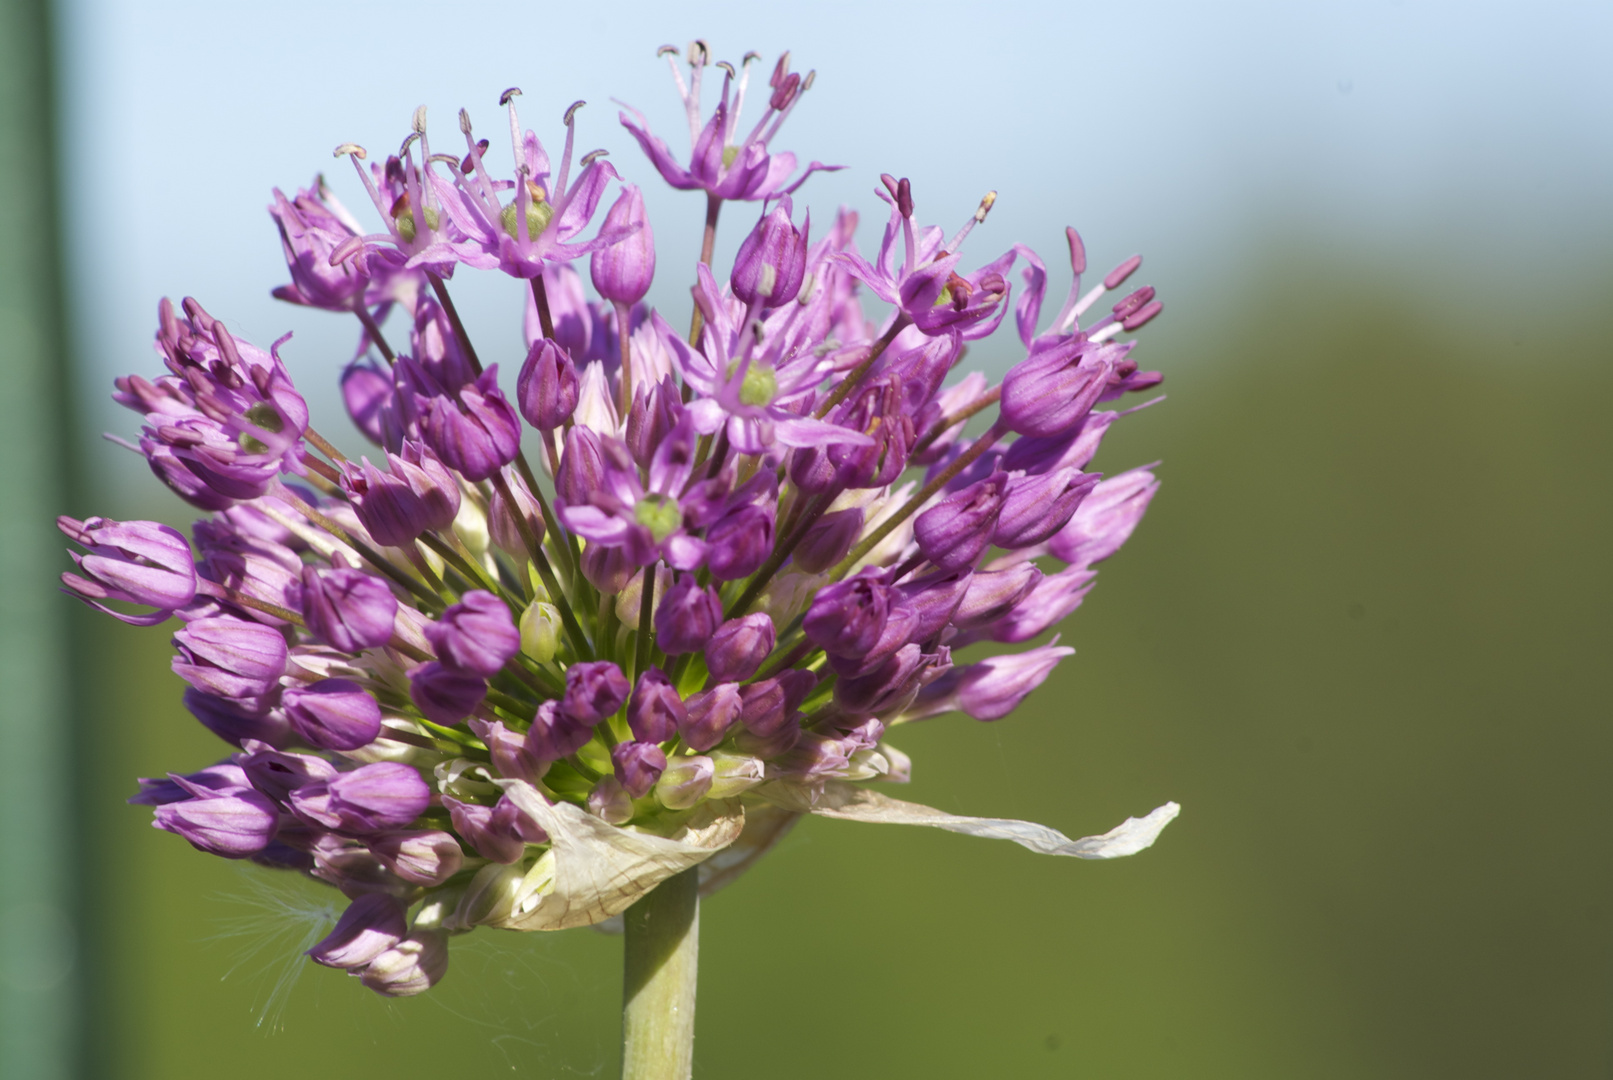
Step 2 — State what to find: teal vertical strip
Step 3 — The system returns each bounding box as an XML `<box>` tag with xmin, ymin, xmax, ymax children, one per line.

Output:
<box><xmin>0</xmin><ymin>0</ymin><xmax>80</xmax><ymax>1078</ymax></box>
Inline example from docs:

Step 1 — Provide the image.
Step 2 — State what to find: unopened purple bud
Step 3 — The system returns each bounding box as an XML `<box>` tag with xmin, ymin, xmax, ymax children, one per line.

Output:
<box><xmin>172</xmin><ymin>614</ymin><xmax>288</xmax><ymax>701</ymax></box>
<box><xmin>803</xmin><ymin>571</ymin><xmax>893</xmax><ymax>657</ymax></box>
<box><xmin>486</xmin><ymin>471</ymin><xmax>545</xmax><ymax>557</ymax></box>
<box><xmin>561</xmin><ymin>661</ymin><xmax>631</xmax><ymax>724</ymax></box>
<box><xmin>680</xmin><ymin>683</ymin><xmax>742</xmax><ymax>751</ymax></box>
<box><xmin>300</xmin><ymin>563</ymin><xmax>397</xmax><ymax>651</ymax></box>
<box><xmin>467</xmin><ymin>718</ymin><xmax>548</xmax><ymax>783</ymax></box>
<box><xmin>793</xmin><ymin>507</ymin><xmax>863</xmax><ymax>574</ymax></box>
<box><xmin>836</xmin><ymin>644</ymin><xmax>946</xmax><ymax>716</ymax></box>
<box><xmin>590</xmin><ymin>184</ymin><xmax>656</xmax><ymax>306</ymax></box>
<box><xmin>1046</xmin><ymin>467</ymin><xmax>1159</xmax><ymax>568</ymax></box>
<box><xmin>953</xmin><ymin>565</ymin><xmax>1043</xmax><ymax>629</ymax></box>
<box><xmin>555</xmin><ymin>426</ymin><xmax>605</xmax><ymax>507</ymax></box>
<box><xmin>236</xmin><ymin>740</ymin><xmax>338</xmax><ymax>801</ymax></box>
<box><xmin>130</xmin><ymin>761</ymin><xmax>250</xmax><ymax>806</ymax></box>
<box><xmin>58</xmin><ymin>515</ymin><xmax>197</xmax><ymax>625</ymax></box>
<box><xmin>309</xmin><ymin>893</ymin><xmax>406</xmax><ymax>969</ymax></box>
<box><xmin>184</xmin><ymin>687</ymin><xmax>293</xmax><ymax>748</ymax></box>
<box><xmin>654</xmin><ymin>755</ymin><xmax>715</xmax><ymax>809</ymax></box>
<box><xmin>371</xmin><ymin>830</ymin><xmax>464</xmax><ymax>886</ymax></box>
<box><xmin>290</xmin><ymin>761</ymin><xmax>432</xmax><ymax>832</ymax></box>
<box><xmin>913</xmin><ymin>642</ymin><xmax>1073</xmax><ymax>721</ymax></box>
<box><xmin>731</xmin><ymin>201</ymin><xmax>809</xmax><ymax>308</ymax></box>
<box><xmin>913</xmin><ymin>471</ymin><xmax>1007</xmax><ymax>572</ymax></box>
<box><xmin>625</xmin><ymin>376</ymin><xmax>685</xmax><ymax>471</ymax></box>
<box><xmin>524</xmin><ymin>700</ymin><xmax>596</xmax><ymax>762</ymax></box>
<box><xmin>426</xmin><ymin>591</ymin><xmax>518</xmax><ymax>677</ymax></box>
<box><xmin>612</xmin><ymin>741</ymin><xmax>667</xmax><ymax>798</ymax></box>
<box><xmin>341</xmin><ymin>360</ymin><xmax>394</xmax><ymax>447</ymax></box>
<box><xmin>422</xmin><ymin>366</ymin><xmax>521</xmax><ymax>482</ymax></box>
<box><xmin>581</xmin><ymin>540</ymin><xmax>636</xmax><ymax>594</ymax></box>
<box><xmin>995</xmin><ymin>468</ymin><xmax>1099</xmax><ymax>549</ymax></box>
<box><xmin>344</xmin><ymin>444</ymin><xmax>460</xmax><ymax>547</ymax></box>
<box><xmin>827</xmin><ymin>599</ymin><xmax>919</xmax><ymax>679</ymax></box>
<box><xmin>704</xmin><ymin>504</ymin><xmax>775</xmax><ymax>582</ymax></box>
<box><xmin>588</xmin><ymin>776</ymin><xmax>634</xmax><ymax>824</ymax></box>
<box><xmin>704</xmin><ymin>613</ymin><xmax>776</xmax><ymax>684</ymax></box>
<box><xmin>627</xmin><ymin>667</ymin><xmax>685</xmax><ymax>743</ymax></box>
<box><xmin>896</xmin><ymin>568</ymin><xmax>972</xmax><ymax>643</ymax></box>
<box><xmin>515</xmin><ymin>339</ymin><xmax>579</xmax><ymax>431</ymax></box>
<box><xmin>1000</xmin><ymin>339</ymin><xmax>1115</xmax><ymax>438</ymax></box>
<box><xmin>360</xmin><ymin>930</ymin><xmax>449</xmax><ymax>997</ymax></box>
<box><xmin>737</xmin><ymin>677</ymin><xmax>792</xmax><ymax>737</ymax></box>
<box><xmin>445</xmin><ymin>793</ymin><xmax>546</xmax><ymax>864</ymax></box>
<box><xmin>654</xmin><ymin>575</ymin><xmax>723</xmax><ymax>656</ymax></box>
<box><xmin>408</xmin><ymin>661</ymin><xmax>486</xmax><ymax>724</ymax></box>
<box><xmin>152</xmin><ymin>789</ymin><xmax>279</xmax><ymax>858</ymax></box>
<box><xmin>282</xmin><ymin>678</ymin><xmax>383</xmax><ymax>751</ymax></box>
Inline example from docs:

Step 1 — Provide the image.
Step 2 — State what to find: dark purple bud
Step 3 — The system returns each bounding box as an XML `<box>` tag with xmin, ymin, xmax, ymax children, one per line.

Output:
<box><xmin>309</xmin><ymin>893</ymin><xmax>406</xmax><ymax>969</ymax></box>
<box><xmin>588</xmin><ymin>776</ymin><xmax>634</xmax><ymax>824</ymax></box>
<box><xmin>58</xmin><ymin>515</ymin><xmax>197</xmax><ymax>625</ymax></box>
<box><xmin>555</xmin><ymin>425</ymin><xmax>606</xmax><ymax>507</ymax></box>
<box><xmin>290</xmin><ymin>762</ymin><xmax>432</xmax><ymax>832</ymax></box>
<box><xmin>912</xmin><ymin>643</ymin><xmax>1071</xmax><ymax>721</ymax></box>
<box><xmin>654</xmin><ymin>755</ymin><xmax>714</xmax><ymax>810</ymax></box>
<box><xmin>828</xmin><ymin>600</ymin><xmax>920</xmax><ymax>678</ymax></box>
<box><xmin>131</xmin><ymin>761</ymin><xmax>251</xmax><ymax>806</ymax></box>
<box><xmin>300</xmin><ymin>563</ymin><xmax>397</xmax><ymax>651</ymax></box>
<box><xmin>612</xmin><ymin>741</ymin><xmax>668</xmax><ymax>799</ymax></box>
<box><xmin>737</xmin><ymin>678</ymin><xmax>793</xmax><ymax>737</ymax></box>
<box><xmin>525</xmin><ymin>700</ymin><xmax>596</xmax><ymax>762</ymax></box>
<box><xmin>1000</xmin><ymin>339</ymin><xmax>1114</xmax><ymax>438</ymax></box>
<box><xmin>954</xmin><ymin>565</ymin><xmax>1044</xmax><ymax>629</ymax></box>
<box><xmin>704</xmin><ymin>613</ymin><xmax>776</xmax><ymax>684</ymax></box>
<box><xmin>360</xmin><ymin>930</ymin><xmax>449</xmax><ymax>997</ymax></box>
<box><xmin>836</xmin><ymin>644</ymin><xmax>946</xmax><ymax>716</ymax></box>
<box><xmin>343</xmin><ymin>443</ymin><xmax>460</xmax><ymax>547</ymax></box>
<box><xmin>486</xmin><ymin>471</ymin><xmax>545</xmax><ymax>556</ymax></box>
<box><xmin>171</xmin><ymin>614</ymin><xmax>288</xmax><ymax>702</ymax></box>
<box><xmin>1000</xmin><ymin>410</ymin><xmax>1117</xmax><ymax>475</ymax></box>
<box><xmin>625</xmin><ymin>376</ymin><xmax>685</xmax><ymax>471</ymax></box>
<box><xmin>421</xmin><ymin>366</ymin><xmax>521</xmax><ymax>482</ymax></box>
<box><xmin>341</xmin><ymin>360</ymin><xmax>394</xmax><ymax>447</ymax></box>
<box><xmin>896</xmin><ymin>568</ymin><xmax>972</xmax><ymax>643</ymax></box>
<box><xmin>236</xmin><ymin>741</ymin><xmax>338</xmax><ymax>802</ymax></box>
<box><xmin>787</xmin><ymin>444</ymin><xmax>838</xmax><ymax>493</ymax></box>
<box><xmin>627</xmin><ymin>667</ymin><xmax>686</xmax><ymax>743</ymax></box>
<box><xmin>730</xmin><ymin>200</ymin><xmax>809</xmax><ymax>308</ymax></box>
<box><xmin>968</xmin><ymin>565</ymin><xmax>1095</xmax><ymax>644</ymax></box>
<box><xmin>445</xmin><ymin>793</ymin><xmax>546</xmax><ymax>864</ymax></box>
<box><xmin>704</xmin><ymin>504</ymin><xmax>774</xmax><ymax>582</ymax></box>
<box><xmin>803</xmin><ymin>571</ymin><xmax>893</xmax><ymax>657</ymax></box>
<box><xmin>183</xmin><ymin>687</ymin><xmax>292</xmax><ymax>748</ymax></box>
<box><xmin>680</xmin><ymin>683</ymin><xmax>742</xmax><ymax>751</ymax></box>
<box><xmin>581</xmin><ymin>540</ymin><xmax>636</xmax><ymax>594</ymax></box>
<box><xmin>152</xmin><ymin>789</ymin><xmax>279</xmax><ymax>858</ymax></box>
<box><xmin>425</xmin><ymin>591</ymin><xmax>518</xmax><ymax>677</ymax></box>
<box><xmin>913</xmin><ymin>472</ymin><xmax>1008</xmax><ymax>572</ymax></box>
<box><xmin>590</xmin><ymin>184</ymin><xmax>656</xmax><ymax>306</ymax></box>
<box><xmin>654</xmin><ymin>575</ymin><xmax>723</xmax><ymax>656</ymax></box>
<box><xmin>370</xmin><ymin>830</ymin><xmax>464</xmax><ymax>886</ymax></box>
<box><xmin>408</xmin><ymin>661</ymin><xmax>487</xmax><ymax>724</ymax></box>
<box><xmin>282</xmin><ymin>678</ymin><xmax>383</xmax><ymax>751</ymax></box>
<box><xmin>467</xmin><ymin>718</ymin><xmax>548</xmax><ymax>783</ymax></box>
<box><xmin>791</xmin><ymin>507</ymin><xmax>862</xmax><ymax>575</ymax></box>
<box><xmin>515</xmin><ymin>338</ymin><xmax>579</xmax><ymax>431</ymax></box>
<box><xmin>1046</xmin><ymin>467</ymin><xmax>1159</xmax><ymax>568</ymax></box>
<box><xmin>561</xmin><ymin>661</ymin><xmax>631</xmax><ymax>724</ymax></box>
<box><xmin>994</xmin><ymin>468</ymin><xmax>1099</xmax><ymax>549</ymax></box>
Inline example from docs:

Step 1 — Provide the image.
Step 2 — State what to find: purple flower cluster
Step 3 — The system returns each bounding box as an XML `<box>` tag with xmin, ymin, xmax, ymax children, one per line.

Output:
<box><xmin>66</xmin><ymin>42</ymin><xmax>1166</xmax><ymax>999</ymax></box>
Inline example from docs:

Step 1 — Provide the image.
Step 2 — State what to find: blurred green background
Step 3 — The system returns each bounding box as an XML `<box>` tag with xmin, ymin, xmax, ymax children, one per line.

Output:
<box><xmin>5</xmin><ymin>0</ymin><xmax>1612</xmax><ymax>1076</ymax></box>
<box><xmin>77</xmin><ymin>263</ymin><xmax>1613</xmax><ymax>1078</ymax></box>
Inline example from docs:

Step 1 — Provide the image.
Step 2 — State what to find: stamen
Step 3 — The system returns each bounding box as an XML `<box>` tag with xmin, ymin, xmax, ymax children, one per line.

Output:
<box><xmin>499</xmin><ymin>86</ymin><xmax>522</xmax><ymax>106</ymax></box>
<box><xmin>946</xmin><ymin>190</ymin><xmax>997</xmax><ymax>252</ymax></box>
<box><xmin>411</xmin><ymin>105</ymin><xmax>428</xmax><ymax>135</ymax></box>
<box><xmin>716</xmin><ymin>61</ymin><xmax>735</xmax><ymax>79</ymax></box>
<box><xmin>657</xmin><ymin>44</ymin><xmax>678</xmax><ymax>58</ymax></box>
<box><xmin>689</xmin><ymin>40</ymin><xmax>710</xmax><ymax>66</ymax></box>
<box><xmin>458</xmin><ymin>108</ymin><xmax>473</xmax><ymax>136</ymax></box>
<box><xmin>1103</xmin><ymin>254</ymin><xmax>1142</xmax><ymax>290</ymax></box>
<box><xmin>332</xmin><ymin>143</ymin><xmax>366</xmax><ymax>160</ymax></box>
<box><xmin>579</xmin><ymin>149</ymin><xmax>610</xmax><ymax>167</ymax></box>
<box><xmin>564</xmin><ymin>100</ymin><xmax>586</xmax><ymax>126</ymax></box>
<box><xmin>801</xmin><ymin>70</ymin><xmax>816</xmax><ymax>93</ymax></box>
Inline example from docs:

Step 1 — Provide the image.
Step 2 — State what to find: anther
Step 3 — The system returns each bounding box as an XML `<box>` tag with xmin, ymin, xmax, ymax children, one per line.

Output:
<box><xmin>399</xmin><ymin>132</ymin><xmax>419</xmax><ymax>158</ymax></box>
<box><xmin>974</xmin><ymin>191</ymin><xmax>997</xmax><ymax>223</ymax></box>
<box><xmin>771</xmin><ymin>52</ymin><xmax>791</xmax><ymax>87</ymax></box>
<box><xmin>802</xmin><ymin>70</ymin><xmax>817</xmax><ymax>92</ymax></box>
<box><xmin>896</xmin><ymin>178</ymin><xmax>914</xmax><ymax>219</ymax></box>
<box><xmin>458</xmin><ymin>140</ymin><xmax>488</xmax><ymax>175</ymax></box>
<box><xmin>881</xmin><ymin>174</ymin><xmax>900</xmax><ymax>200</ymax></box>
<box><xmin>564</xmin><ymin>100</ymin><xmax>586</xmax><ymax>125</ymax></box>
<box><xmin>412</xmin><ymin>105</ymin><xmax>428</xmax><ymax>135</ymax></box>
<box><xmin>716</xmin><ymin>61</ymin><xmax>735</xmax><ymax>79</ymax></box>
<box><xmin>1066</xmin><ymin>227</ymin><xmax>1086</xmax><ymax>275</ymax></box>
<box><xmin>689</xmin><ymin>40</ymin><xmax>710</xmax><ymax>66</ymax></box>
<box><xmin>742</xmin><ymin>51</ymin><xmax>761</xmax><ymax>65</ymax></box>
<box><xmin>334</xmin><ymin>143</ymin><xmax>367</xmax><ymax>160</ymax></box>
<box><xmin>579</xmin><ymin>148</ymin><xmax>610</xmax><ymax>167</ymax></box>
<box><xmin>499</xmin><ymin>87</ymin><xmax>522</xmax><ymax>106</ymax></box>
<box><xmin>658</xmin><ymin>45</ymin><xmax>679</xmax><ymax>58</ymax></box>
<box><xmin>750</xmin><ymin>319</ymin><xmax>766</xmax><ymax>344</ymax></box>
<box><xmin>458</xmin><ymin>108</ymin><xmax>473</xmax><ymax>135</ymax></box>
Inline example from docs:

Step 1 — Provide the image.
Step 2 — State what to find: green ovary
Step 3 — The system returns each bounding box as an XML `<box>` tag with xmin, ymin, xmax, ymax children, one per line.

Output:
<box><xmin>634</xmin><ymin>495</ymin><xmax>683</xmax><ymax>542</ymax></box>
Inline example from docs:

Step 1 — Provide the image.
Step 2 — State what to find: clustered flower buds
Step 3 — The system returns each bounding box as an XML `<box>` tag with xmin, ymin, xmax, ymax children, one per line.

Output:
<box><xmin>69</xmin><ymin>40</ymin><xmax>1174</xmax><ymax>1002</ymax></box>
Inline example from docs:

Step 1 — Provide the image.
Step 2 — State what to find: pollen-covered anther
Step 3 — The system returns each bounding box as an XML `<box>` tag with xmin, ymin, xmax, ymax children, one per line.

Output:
<box><xmin>412</xmin><ymin>105</ymin><xmax>428</xmax><ymax>134</ymax></box>
<box><xmin>333</xmin><ymin>142</ymin><xmax>366</xmax><ymax>159</ymax></box>
<box><xmin>564</xmin><ymin>100</ymin><xmax>586</xmax><ymax>125</ymax></box>
<box><xmin>499</xmin><ymin>86</ymin><xmax>522</xmax><ymax>106</ymax></box>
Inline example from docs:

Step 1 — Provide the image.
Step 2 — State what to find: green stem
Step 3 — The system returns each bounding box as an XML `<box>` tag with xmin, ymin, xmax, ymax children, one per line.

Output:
<box><xmin>621</xmin><ymin>867</ymin><xmax>700</xmax><ymax>1080</ymax></box>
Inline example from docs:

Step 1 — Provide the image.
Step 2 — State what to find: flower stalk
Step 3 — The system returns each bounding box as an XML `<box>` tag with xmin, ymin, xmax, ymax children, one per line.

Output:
<box><xmin>621</xmin><ymin>867</ymin><xmax>701</xmax><ymax>1080</ymax></box>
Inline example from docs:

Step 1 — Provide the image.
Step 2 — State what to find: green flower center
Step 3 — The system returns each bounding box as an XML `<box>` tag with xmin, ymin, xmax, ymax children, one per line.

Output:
<box><xmin>501</xmin><ymin>197</ymin><xmax>554</xmax><ymax>242</ymax></box>
<box><xmin>393</xmin><ymin>204</ymin><xmax>440</xmax><ymax>243</ymax></box>
<box><xmin>634</xmin><ymin>494</ymin><xmax>682</xmax><ymax>542</ymax></box>
<box><xmin>721</xmin><ymin>145</ymin><xmax>740</xmax><ymax>169</ymax></box>
<box><xmin>725</xmin><ymin>359</ymin><xmax>778</xmax><ymax>407</ymax></box>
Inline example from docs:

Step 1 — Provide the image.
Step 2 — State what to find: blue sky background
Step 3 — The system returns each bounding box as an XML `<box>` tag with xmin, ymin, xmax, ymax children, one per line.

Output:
<box><xmin>55</xmin><ymin>0</ymin><xmax>1613</xmax><ymax>503</ymax></box>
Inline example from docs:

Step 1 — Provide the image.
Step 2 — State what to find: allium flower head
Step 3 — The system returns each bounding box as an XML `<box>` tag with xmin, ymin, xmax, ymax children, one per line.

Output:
<box><xmin>75</xmin><ymin>43</ymin><xmax>1180</xmax><ymax>1004</ymax></box>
